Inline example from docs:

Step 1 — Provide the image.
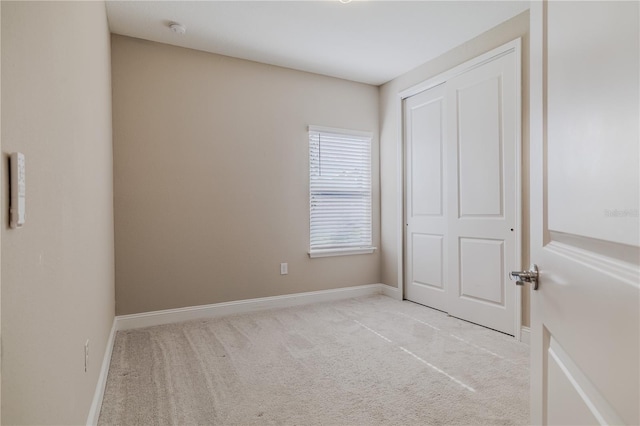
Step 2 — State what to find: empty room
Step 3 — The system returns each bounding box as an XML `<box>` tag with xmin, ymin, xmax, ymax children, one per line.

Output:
<box><xmin>1</xmin><ymin>1</ymin><xmax>638</xmax><ymax>425</ymax></box>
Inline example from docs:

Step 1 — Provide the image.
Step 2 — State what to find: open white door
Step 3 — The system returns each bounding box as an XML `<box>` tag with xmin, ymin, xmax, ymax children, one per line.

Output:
<box><xmin>529</xmin><ymin>2</ymin><xmax>639</xmax><ymax>424</ymax></box>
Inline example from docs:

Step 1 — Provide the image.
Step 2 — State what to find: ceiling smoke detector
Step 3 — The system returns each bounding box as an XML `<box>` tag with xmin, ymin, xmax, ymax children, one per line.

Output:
<box><xmin>169</xmin><ymin>22</ymin><xmax>186</xmax><ymax>35</ymax></box>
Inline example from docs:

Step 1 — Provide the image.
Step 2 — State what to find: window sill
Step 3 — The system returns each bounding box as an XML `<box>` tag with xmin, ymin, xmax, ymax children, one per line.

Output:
<box><xmin>308</xmin><ymin>247</ymin><xmax>377</xmax><ymax>258</ymax></box>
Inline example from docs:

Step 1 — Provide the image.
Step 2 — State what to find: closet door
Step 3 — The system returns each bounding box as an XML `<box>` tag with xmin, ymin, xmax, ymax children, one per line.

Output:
<box><xmin>445</xmin><ymin>51</ymin><xmax>519</xmax><ymax>335</ymax></box>
<box><xmin>404</xmin><ymin>44</ymin><xmax>520</xmax><ymax>336</ymax></box>
<box><xmin>404</xmin><ymin>84</ymin><xmax>448</xmax><ymax>312</ymax></box>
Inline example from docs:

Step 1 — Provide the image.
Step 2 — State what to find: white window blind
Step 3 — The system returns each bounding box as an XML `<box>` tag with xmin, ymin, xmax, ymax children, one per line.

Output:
<box><xmin>309</xmin><ymin>126</ymin><xmax>374</xmax><ymax>257</ymax></box>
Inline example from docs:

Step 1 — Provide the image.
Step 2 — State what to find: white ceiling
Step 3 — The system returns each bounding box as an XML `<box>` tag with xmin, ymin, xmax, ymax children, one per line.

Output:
<box><xmin>106</xmin><ymin>1</ymin><xmax>529</xmax><ymax>86</ymax></box>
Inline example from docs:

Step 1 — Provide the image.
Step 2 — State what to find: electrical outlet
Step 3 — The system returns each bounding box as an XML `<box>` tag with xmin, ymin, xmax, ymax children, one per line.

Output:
<box><xmin>280</xmin><ymin>263</ymin><xmax>288</xmax><ymax>275</ymax></box>
<box><xmin>84</xmin><ymin>339</ymin><xmax>89</xmax><ymax>373</ymax></box>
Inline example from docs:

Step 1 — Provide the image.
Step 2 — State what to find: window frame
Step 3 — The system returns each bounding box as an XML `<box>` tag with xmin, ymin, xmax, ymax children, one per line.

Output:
<box><xmin>307</xmin><ymin>125</ymin><xmax>376</xmax><ymax>258</ymax></box>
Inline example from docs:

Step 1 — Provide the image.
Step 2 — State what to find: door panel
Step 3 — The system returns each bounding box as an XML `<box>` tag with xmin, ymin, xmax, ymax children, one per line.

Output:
<box><xmin>405</xmin><ymin>84</ymin><xmax>447</xmax><ymax>311</ymax></box>
<box><xmin>446</xmin><ymin>52</ymin><xmax>519</xmax><ymax>335</ymax></box>
<box><xmin>547</xmin><ymin>341</ymin><xmax>602</xmax><ymax>426</ymax></box>
<box><xmin>411</xmin><ymin>98</ymin><xmax>444</xmax><ymax>217</ymax></box>
<box><xmin>545</xmin><ymin>1</ymin><xmax>639</xmax><ymax>248</ymax></box>
<box><xmin>459</xmin><ymin>238</ymin><xmax>504</xmax><ymax>305</ymax></box>
<box><xmin>457</xmin><ymin>76</ymin><xmax>504</xmax><ymax>217</ymax></box>
<box><xmin>530</xmin><ymin>2</ymin><xmax>639</xmax><ymax>424</ymax></box>
<box><xmin>411</xmin><ymin>234</ymin><xmax>443</xmax><ymax>290</ymax></box>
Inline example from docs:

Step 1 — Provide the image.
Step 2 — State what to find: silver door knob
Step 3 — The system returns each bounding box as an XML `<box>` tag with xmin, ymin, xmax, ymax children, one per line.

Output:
<box><xmin>510</xmin><ymin>264</ymin><xmax>539</xmax><ymax>290</ymax></box>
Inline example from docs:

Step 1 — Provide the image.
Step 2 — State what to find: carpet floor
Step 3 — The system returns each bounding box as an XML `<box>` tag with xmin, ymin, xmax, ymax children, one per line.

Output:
<box><xmin>98</xmin><ymin>295</ymin><xmax>529</xmax><ymax>425</ymax></box>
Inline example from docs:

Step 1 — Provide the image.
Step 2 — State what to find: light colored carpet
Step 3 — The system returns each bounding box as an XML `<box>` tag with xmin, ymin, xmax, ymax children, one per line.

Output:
<box><xmin>98</xmin><ymin>295</ymin><xmax>529</xmax><ymax>425</ymax></box>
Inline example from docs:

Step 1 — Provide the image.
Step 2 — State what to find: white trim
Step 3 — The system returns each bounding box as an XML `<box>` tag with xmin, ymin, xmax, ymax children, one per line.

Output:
<box><xmin>513</xmin><ymin>38</ymin><xmax>523</xmax><ymax>342</ymax></box>
<box><xmin>308</xmin><ymin>124</ymin><xmax>372</xmax><ymax>138</ymax></box>
<box><xmin>548</xmin><ymin>337</ymin><xmax>624</xmax><ymax>425</ymax></box>
<box><xmin>529</xmin><ymin>4</ymin><xmax>545</xmax><ymax>424</ymax></box>
<box><xmin>514</xmin><ymin>284</ymin><xmax>523</xmax><ymax>341</ymax></box>
<box><xmin>398</xmin><ymin>38</ymin><xmax>523</xmax><ymax>339</ymax></box>
<box><xmin>546</xmin><ymin>239</ymin><xmax>640</xmax><ymax>288</ymax></box>
<box><xmin>115</xmin><ymin>284</ymin><xmax>388</xmax><ymax>331</ymax></box>
<box><xmin>308</xmin><ymin>247</ymin><xmax>376</xmax><ymax>258</ymax></box>
<box><xmin>520</xmin><ymin>326</ymin><xmax>530</xmax><ymax>345</ymax></box>
<box><xmin>85</xmin><ymin>283</ymin><xmax>512</xmax><ymax>424</ymax></box>
<box><xmin>86</xmin><ymin>284</ymin><xmax>398</xmax><ymax>422</ymax></box>
<box><xmin>399</xmin><ymin>39</ymin><xmax>521</xmax><ymax>100</ymax></box>
<box><xmin>86</xmin><ymin>318</ymin><xmax>117</xmax><ymax>426</ymax></box>
<box><xmin>380</xmin><ymin>284</ymin><xmax>402</xmax><ymax>300</ymax></box>
<box><xmin>397</xmin><ymin>95</ymin><xmax>405</xmax><ymax>301</ymax></box>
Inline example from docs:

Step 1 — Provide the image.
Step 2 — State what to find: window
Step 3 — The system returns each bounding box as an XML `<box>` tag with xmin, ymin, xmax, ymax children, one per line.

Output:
<box><xmin>308</xmin><ymin>126</ymin><xmax>375</xmax><ymax>258</ymax></box>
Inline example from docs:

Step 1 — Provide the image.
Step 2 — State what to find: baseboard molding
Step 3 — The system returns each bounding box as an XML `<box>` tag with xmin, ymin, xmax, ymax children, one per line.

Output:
<box><xmin>86</xmin><ymin>318</ymin><xmax>117</xmax><ymax>426</ymax></box>
<box><xmin>380</xmin><ymin>284</ymin><xmax>402</xmax><ymax>300</ymax></box>
<box><xmin>115</xmin><ymin>283</ymin><xmax>389</xmax><ymax>331</ymax></box>
<box><xmin>520</xmin><ymin>326</ymin><xmax>530</xmax><ymax>345</ymax></box>
<box><xmin>88</xmin><ymin>283</ymin><xmax>393</xmax><ymax>421</ymax></box>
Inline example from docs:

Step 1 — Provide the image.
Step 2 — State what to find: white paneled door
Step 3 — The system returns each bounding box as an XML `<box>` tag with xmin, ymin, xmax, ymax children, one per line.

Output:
<box><xmin>530</xmin><ymin>2</ymin><xmax>639</xmax><ymax>424</ymax></box>
<box><xmin>405</xmin><ymin>84</ymin><xmax>448</xmax><ymax>312</ymax></box>
<box><xmin>445</xmin><ymin>51</ymin><xmax>519</xmax><ymax>335</ymax></box>
<box><xmin>405</xmin><ymin>42</ymin><xmax>520</xmax><ymax>336</ymax></box>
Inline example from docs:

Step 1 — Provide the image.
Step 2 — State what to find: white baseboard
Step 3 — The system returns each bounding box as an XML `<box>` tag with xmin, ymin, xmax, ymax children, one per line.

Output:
<box><xmin>520</xmin><ymin>326</ymin><xmax>530</xmax><ymax>345</ymax></box>
<box><xmin>87</xmin><ymin>283</ymin><xmax>392</xmax><ymax>421</ymax></box>
<box><xmin>86</xmin><ymin>318</ymin><xmax>117</xmax><ymax>426</ymax></box>
<box><xmin>380</xmin><ymin>284</ymin><xmax>402</xmax><ymax>300</ymax></box>
<box><xmin>115</xmin><ymin>283</ymin><xmax>389</xmax><ymax>331</ymax></box>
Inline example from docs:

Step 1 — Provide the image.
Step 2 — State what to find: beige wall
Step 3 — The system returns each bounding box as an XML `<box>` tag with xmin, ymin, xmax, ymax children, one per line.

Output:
<box><xmin>1</xmin><ymin>2</ymin><xmax>114</xmax><ymax>424</ymax></box>
<box><xmin>379</xmin><ymin>12</ymin><xmax>531</xmax><ymax>326</ymax></box>
<box><xmin>111</xmin><ymin>36</ymin><xmax>380</xmax><ymax>315</ymax></box>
